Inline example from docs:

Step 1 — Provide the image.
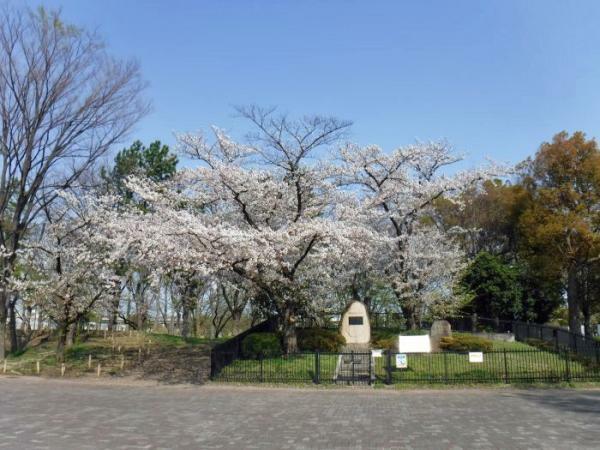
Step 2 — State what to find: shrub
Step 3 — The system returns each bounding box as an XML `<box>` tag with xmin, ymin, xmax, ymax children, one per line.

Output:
<box><xmin>399</xmin><ymin>329</ymin><xmax>429</xmax><ymax>336</ymax></box>
<box><xmin>297</xmin><ymin>328</ymin><xmax>346</xmax><ymax>352</ymax></box>
<box><xmin>241</xmin><ymin>332</ymin><xmax>282</xmax><ymax>359</ymax></box>
<box><xmin>440</xmin><ymin>335</ymin><xmax>493</xmax><ymax>352</ymax></box>
<box><xmin>372</xmin><ymin>337</ymin><xmax>396</xmax><ymax>350</ymax></box>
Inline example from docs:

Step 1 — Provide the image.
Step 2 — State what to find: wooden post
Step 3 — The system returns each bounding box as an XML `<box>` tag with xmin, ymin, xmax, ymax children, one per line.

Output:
<box><xmin>97</xmin><ymin>363</ymin><xmax>101</xmax><ymax>377</ymax></box>
<box><xmin>88</xmin><ymin>354</ymin><xmax>92</xmax><ymax>369</ymax></box>
<box><xmin>103</xmin><ymin>330</ymin><xmax>107</xmax><ymax>339</ymax></box>
<box><xmin>118</xmin><ymin>345</ymin><xmax>121</xmax><ymax>353</ymax></box>
<box><xmin>138</xmin><ymin>348</ymin><xmax>142</xmax><ymax>361</ymax></box>
<box><xmin>36</xmin><ymin>360</ymin><xmax>40</xmax><ymax>374</ymax></box>
<box><xmin>120</xmin><ymin>354</ymin><xmax>125</xmax><ymax>370</ymax></box>
<box><xmin>61</xmin><ymin>363</ymin><xmax>65</xmax><ymax>377</ymax></box>
<box><xmin>2</xmin><ymin>359</ymin><xmax>6</xmax><ymax>374</ymax></box>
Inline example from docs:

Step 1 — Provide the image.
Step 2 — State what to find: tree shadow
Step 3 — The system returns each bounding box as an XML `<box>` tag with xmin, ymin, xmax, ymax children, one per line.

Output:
<box><xmin>513</xmin><ymin>388</ymin><xmax>600</xmax><ymax>416</ymax></box>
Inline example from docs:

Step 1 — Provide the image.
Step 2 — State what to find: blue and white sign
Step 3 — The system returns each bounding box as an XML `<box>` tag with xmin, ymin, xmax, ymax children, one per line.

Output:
<box><xmin>395</xmin><ymin>353</ymin><xmax>408</xmax><ymax>369</ymax></box>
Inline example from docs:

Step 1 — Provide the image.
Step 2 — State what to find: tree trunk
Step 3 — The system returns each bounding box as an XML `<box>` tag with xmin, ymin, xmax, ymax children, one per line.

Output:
<box><xmin>567</xmin><ymin>265</ymin><xmax>582</xmax><ymax>334</ymax></box>
<box><xmin>0</xmin><ymin>291</ymin><xmax>7</xmax><ymax>359</ymax></box>
<box><xmin>402</xmin><ymin>304</ymin><xmax>418</xmax><ymax>330</ymax></box>
<box><xmin>231</xmin><ymin>311</ymin><xmax>242</xmax><ymax>336</ymax></box>
<box><xmin>8</xmin><ymin>299</ymin><xmax>18</xmax><ymax>352</ymax></box>
<box><xmin>56</xmin><ymin>324</ymin><xmax>69</xmax><ymax>362</ymax></box>
<box><xmin>181</xmin><ymin>301</ymin><xmax>191</xmax><ymax>339</ymax></box>
<box><xmin>282</xmin><ymin>324</ymin><xmax>297</xmax><ymax>354</ymax></box>
<box><xmin>281</xmin><ymin>309</ymin><xmax>298</xmax><ymax>354</ymax></box>
<box><xmin>136</xmin><ymin>309</ymin><xmax>144</xmax><ymax>332</ymax></box>
<box><xmin>581</xmin><ymin>302</ymin><xmax>592</xmax><ymax>337</ymax></box>
<box><xmin>66</xmin><ymin>322</ymin><xmax>77</xmax><ymax>347</ymax></box>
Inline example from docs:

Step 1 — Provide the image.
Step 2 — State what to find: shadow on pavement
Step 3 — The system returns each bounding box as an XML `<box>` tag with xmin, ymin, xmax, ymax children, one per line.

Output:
<box><xmin>514</xmin><ymin>389</ymin><xmax>600</xmax><ymax>416</ymax></box>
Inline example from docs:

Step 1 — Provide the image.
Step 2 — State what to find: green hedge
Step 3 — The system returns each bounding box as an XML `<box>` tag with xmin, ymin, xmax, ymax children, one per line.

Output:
<box><xmin>241</xmin><ymin>332</ymin><xmax>282</xmax><ymax>359</ymax></box>
<box><xmin>297</xmin><ymin>328</ymin><xmax>346</xmax><ymax>352</ymax></box>
<box><xmin>440</xmin><ymin>335</ymin><xmax>493</xmax><ymax>352</ymax></box>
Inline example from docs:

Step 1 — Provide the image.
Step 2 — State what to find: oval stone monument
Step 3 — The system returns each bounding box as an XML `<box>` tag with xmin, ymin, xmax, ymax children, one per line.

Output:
<box><xmin>430</xmin><ymin>319</ymin><xmax>452</xmax><ymax>352</ymax></box>
<box><xmin>340</xmin><ymin>301</ymin><xmax>370</xmax><ymax>345</ymax></box>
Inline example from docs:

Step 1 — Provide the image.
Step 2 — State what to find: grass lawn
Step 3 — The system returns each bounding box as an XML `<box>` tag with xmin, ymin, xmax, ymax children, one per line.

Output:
<box><xmin>215</xmin><ymin>337</ymin><xmax>600</xmax><ymax>385</ymax></box>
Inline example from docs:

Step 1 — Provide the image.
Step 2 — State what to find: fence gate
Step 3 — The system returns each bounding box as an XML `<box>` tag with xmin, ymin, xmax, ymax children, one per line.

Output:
<box><xmin>334</xmin><ymin>352</ymin><xmax>373</xmax><ymax>385</ymax></box>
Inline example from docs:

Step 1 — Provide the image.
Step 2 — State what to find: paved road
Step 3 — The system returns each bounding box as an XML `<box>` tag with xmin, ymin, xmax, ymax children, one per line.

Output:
<box><xmin>0</xmin><ymin>377</ymin><xmax>599</xmax><ymax>449</ymax></box>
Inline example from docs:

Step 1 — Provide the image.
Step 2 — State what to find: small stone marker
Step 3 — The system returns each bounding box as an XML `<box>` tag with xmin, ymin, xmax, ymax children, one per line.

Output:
<box><xmin>61</xmin><ymin>363</ymin><xmax>66</xmax><ymax>376</ymax></box>
<box><xmin>97</xmin><ymin>363</ymin><xmax>102</xmax><ymax>377</ymax></box>
<box><xmin>36</xmin><ymin>360</ymin><xmax>40</xmax><ymax>374</ymax></box>
<box><xmin>430</xmin><ymin>320</ymin><xmax>452</xmax><ymax>352</ymax></box>
<box><xmin>340</xmin><ymin>300</ymin><xmax>371</xmax><ymax>345</ymax></box>
<box><xmin>88</xmin><ymin>354</ymin><xmax>92</xmax><ymax>369</ymax></box>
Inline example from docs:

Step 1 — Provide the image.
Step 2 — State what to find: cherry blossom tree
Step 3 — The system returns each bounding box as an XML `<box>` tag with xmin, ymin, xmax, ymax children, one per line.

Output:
<box><xmin>336</xmin><ymin>141</ymin><xmax>503</xmax><ymax>328</ymax></box>
<box><xmin>16</xmin><ymin>193</ymin><xmax>122</xmax><ymax>360</ymax></box>
<box><xmin>0</xmin><ymin>6</ymin><xmax>148</xmax><ymax>357</ymax></box>
<box><xmin>109</xmin><ymin>107</ymin><xmax>379</xmax><ymax>352</ymax></box>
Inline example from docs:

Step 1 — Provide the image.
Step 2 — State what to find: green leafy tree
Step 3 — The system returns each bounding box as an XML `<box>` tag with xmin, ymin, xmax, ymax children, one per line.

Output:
<box><xmin>100</xmin><ymin>140</ymin><xmax>177</xmax><ymax>331</ymax></box>
<box><xmin>101</xmin><ymin>140</ymin><xmax>178</xmax><ymax>201</ymax></box>
<box><xmin>460</xmin><ymin>252</ymin><xmax>523</xmax><ymax>321</ymax></box>
<box><xmin>518</xmin><ymin>131</ymin><xmax>600</xmax><ymax>335</ymax></box>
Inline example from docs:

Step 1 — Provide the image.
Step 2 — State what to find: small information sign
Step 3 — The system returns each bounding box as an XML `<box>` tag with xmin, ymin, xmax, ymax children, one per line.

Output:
<box><xmin>371</xmin><ymin>349</ymin><xmax>383</xmax><ymax>358</ymax></box>
<box><xmin>395</xmin><ymin>353</ymin><xmax>408</xmax><ymax>369</ymax></box>
<box><xmin>468</xmin><ymin>352</ymin><xmax>484</xmax><ymax>363</ymax></box>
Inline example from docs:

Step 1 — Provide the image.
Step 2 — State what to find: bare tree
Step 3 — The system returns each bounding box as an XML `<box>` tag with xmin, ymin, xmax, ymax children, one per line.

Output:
<box><xmin>0</xmin><ymin>6</ymin><xmax>149</xmax><ymax>358</ymax></box>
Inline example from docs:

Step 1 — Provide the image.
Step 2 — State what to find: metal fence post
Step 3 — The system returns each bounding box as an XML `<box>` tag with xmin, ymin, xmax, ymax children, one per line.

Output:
<box><xmin>564</xmin><ymin>349</ymin><xmax>571</xmax><ymax>382</ymax></box>
<box><xmin>368</xmin><ymin>351</ymin><xmax>372</xmax><ymax>386</ymax></box>
<box><xmin>314</xmin><ymin>351</ymin><xmax>320</xmax><ymax>384</ymax></box>
<box><xmin>259</xmin><ymin>353</ymin><xmax>264</xmax><ymax>383</ymax></box>
<box><xmin>443</xmin><ymin>352</ymin><xmax>448</xmax><ymax>383</ymax></box>
<box><xmin>386</xmin><ymin>350</ymin><xmax>392</xmax><ymax>385</ymax></box>
<box><xmin>503</xmin><ymin>348</ymin><xmax>509</xmax><ymax>384</ymax></box>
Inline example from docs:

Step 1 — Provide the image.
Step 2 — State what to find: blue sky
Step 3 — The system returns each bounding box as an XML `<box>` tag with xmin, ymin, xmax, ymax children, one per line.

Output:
<box><xmin>29</xmin><ymin>0</ymin><xmax>600</xmax><ymax>167</ymax></box>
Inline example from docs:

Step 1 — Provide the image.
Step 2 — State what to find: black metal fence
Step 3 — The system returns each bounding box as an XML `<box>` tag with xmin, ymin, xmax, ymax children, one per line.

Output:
<box><xmin>212</xmin><ymin>349</ymin><xmax>600</xmax><ymax>385</ymax></box>
<box><xmin>447</xmin><ymin>315</ymin><xmax>600</xmax><ymax>362</ymax></box>
<box><xmin>210</xmin><ymin>313</ymin><xmax>600</xmax><ymax>383</ymax></box>
<box><xmin>210</xmin><ymin>318</ymin><xmax>277</xmax><ymax>378</ymax></box>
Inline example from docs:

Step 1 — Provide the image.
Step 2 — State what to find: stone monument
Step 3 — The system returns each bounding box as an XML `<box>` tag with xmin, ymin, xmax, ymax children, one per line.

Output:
<box><xmin>429</xmin><ymin>319</ymin><xmax>452</xmax><ymax>352</ymax></box>
<box><xmin>340</xmin><ymin>300</ymin><xmax>371</xmax><ymax>346</ymax></box>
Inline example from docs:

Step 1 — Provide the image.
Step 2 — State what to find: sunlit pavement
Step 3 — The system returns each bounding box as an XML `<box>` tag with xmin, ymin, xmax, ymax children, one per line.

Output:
<box><xmin>0</xmin><ymin>377</ymin><xmax>599</xmax><ymax>449</ymax></box>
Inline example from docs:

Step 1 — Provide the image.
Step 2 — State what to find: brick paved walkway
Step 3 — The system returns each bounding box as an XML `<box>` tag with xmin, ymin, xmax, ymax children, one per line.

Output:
<box><xmin>0</xmin><ymin>377</ymin><xmax>598</xmax><ymax>449</ymax></box>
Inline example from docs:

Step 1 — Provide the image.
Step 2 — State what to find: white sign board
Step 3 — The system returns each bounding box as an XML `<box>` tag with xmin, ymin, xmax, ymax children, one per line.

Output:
<box><xmin>371</xmin><ymin>349</ymin><xmax>383</xmax><ymax>358</ymax></box>
<box><xmin>398</xmin><ymin>335</ymin><xmax>431</xmax><ymax>353</ymax></box>
<box><xmin>469</xmin><ymin>352</ymin><xmax>484</xmax><ymax>363</ymax></box>
<box><xmin>395</xmin><ymin>353</ymin><xmax>408</xmax><ymax>369</ymax></box>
